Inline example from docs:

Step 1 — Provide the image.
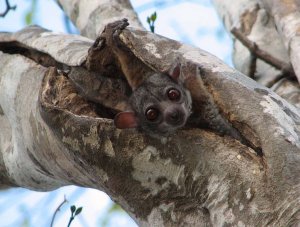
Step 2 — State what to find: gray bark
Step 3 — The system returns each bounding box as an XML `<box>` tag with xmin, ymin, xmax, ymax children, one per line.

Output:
<box><xmin>0</xmin><ymin>1</ymin><xmax>299</xmax><ymax>226</ymax></box>
<box><xmin>212</xmin><ymin>0</ymin><xmax>289</xmax><ymax>86</ymax></box>
<box><xmin>213</xmin><ymin>0</ymin><xmax>300</xmax><ymax>108</ymax></box>
<box><xmin>57</xmin><ymin>0</ymin><xmax>144</xmax><ymax>39</ymax></box>
<box><xmin>262</xmin><ymin>0</ymin><xmax>300</xmax><ymax>83</ymax></box>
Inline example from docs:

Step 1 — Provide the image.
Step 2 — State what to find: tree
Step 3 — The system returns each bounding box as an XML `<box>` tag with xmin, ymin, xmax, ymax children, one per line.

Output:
<box><xmin>0</xmin><ymin>0</ymin><xmax>300</xmax><ymax>226</ymax></box>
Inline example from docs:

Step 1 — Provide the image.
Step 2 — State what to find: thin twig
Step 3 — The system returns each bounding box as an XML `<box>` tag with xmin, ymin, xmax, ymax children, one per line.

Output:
<box><xmin>248</xmin><ymin>52</ymin><xmax>257</xmax><ymax>79</ymax></box>
<box><xmin>0</xmin><ymin>0</ymin><xmax>16</xmax><ymax>17</ymax></box>
<box><xmin>231</xmin><ymin>27</ymin><xmax>295</xmax><ymax>77</ymax></box>
<box><xmin>50</xmin><ymin>195</ymin><xmax>68</xmax><ymax>227</ymax></box>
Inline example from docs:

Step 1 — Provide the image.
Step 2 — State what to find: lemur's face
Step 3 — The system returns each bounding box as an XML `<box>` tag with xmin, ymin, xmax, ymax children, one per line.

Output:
<box><xmin>114</xmin><ymin>73</ymin><xmax>192</xmax><ymax>138</ymax></box>
<box><xmin>132</xmin><ymin>74</ymin><xmax>192</xmax><ymax>136</ymax></box>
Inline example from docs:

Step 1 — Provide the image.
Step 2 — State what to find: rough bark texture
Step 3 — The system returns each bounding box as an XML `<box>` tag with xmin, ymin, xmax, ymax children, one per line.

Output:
<box><xmin>212</xmin><ymin>0</ymin><xmax>300</xmax><ymax>109</ymax></box>
<box><xmin>0</xmin><ymin>1</ymin><xmax>299</xmax><ymax>226</ymax></box>
<box><xmin>212</xmin><ymin>0</ymin><xmax>289</xmax><ymax>85</ymax></box>
<box><xmin>57</xmin><ymin>0</ymin><xmax>144</xmax><ymax>39</ymax></box>
<box><xmin>262</xmin><ymin>0</ymin><xmax>300</xmax><ymax>83</ymax></box>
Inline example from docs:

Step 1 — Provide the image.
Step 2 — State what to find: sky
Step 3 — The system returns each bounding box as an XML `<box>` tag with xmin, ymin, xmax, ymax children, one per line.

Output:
<box><xmin>0</xmin><ymin>1</ymin><xmax>232</xmax><ymax>226</ymax></box>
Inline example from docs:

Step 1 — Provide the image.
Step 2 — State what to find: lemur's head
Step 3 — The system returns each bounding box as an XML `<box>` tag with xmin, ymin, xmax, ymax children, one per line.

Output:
<box><xmin>114</xmin><ymin>68</ymin><xmax>192</xmax><ymax>137</ymax></box>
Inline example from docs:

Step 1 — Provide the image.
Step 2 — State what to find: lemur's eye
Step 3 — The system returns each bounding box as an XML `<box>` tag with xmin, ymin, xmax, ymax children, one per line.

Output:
<box><xmin>145</xmin><ymin>108</ymin><xmax>159</xmax><ymax>121</ymax></box>
<box><xmin>167</xmin><ymin>88</ymin><xmax>181</xmax><ymax>101</ymax></box>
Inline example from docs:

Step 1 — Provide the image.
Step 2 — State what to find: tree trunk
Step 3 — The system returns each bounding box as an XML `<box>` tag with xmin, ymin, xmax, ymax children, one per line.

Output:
<box><xmin>0</xmin><ymin>0</ymin><xmax>299</xmax><ymax>226</ymax></box>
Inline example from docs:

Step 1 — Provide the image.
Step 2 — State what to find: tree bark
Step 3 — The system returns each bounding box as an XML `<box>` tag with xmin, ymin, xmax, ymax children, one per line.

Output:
<box><xmin>57</xmin><ymin>0</ymin><xmax>144</xmax><ymax>39</ymax></box>
<box><xmin>262</xmin><ymin>0</ymin><xmax>300</xmax><ymax>83</ymax></box>
<box><xmin>213</xmin><ymin>0</ymin><xmax>300</xmax><ymax>108</ymax></box>
<box><xmin>0</xmin><ymin>1</ymin><xmax>299</xmax><ymax>226</ymax></box>
<box><xmin>212</xmin><ymin>0</ymin><xmax>288</xmax><ymax>85</ymax></box>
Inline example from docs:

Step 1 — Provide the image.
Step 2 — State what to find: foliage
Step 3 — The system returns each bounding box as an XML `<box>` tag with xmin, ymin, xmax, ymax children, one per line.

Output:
<box><xmin>147</xmin><ymin>11</ymin><xmax>157</xmax><ymax>33</ymax></box>
<box><xmin>25</xmin><ymin>0</ymin><xmax>37</xmax><ymax>25</ymax></box>
<box><xmin>67</xmin><ymin>205</ymin><xmax>83</xmax><ymax>227</ymax></box>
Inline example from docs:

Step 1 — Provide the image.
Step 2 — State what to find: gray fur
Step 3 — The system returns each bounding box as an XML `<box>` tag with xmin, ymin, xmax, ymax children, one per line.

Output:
<box><xmin>128</xmin><ymin>73</ymin><xmax>192</xmax><ymax>137</ymax></box>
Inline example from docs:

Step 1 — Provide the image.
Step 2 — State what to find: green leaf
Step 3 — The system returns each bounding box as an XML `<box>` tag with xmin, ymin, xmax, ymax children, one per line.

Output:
<box><xmin>151</xmin><ymin>12</ymin><xmax>157</xmax><ymax>21</ymax></box>
<box><xmin>24</xmin><ymin>0</ymin><xmax>38</xmax><ymax>25</ymax></box>
<box><xmin>70</xmin><ymin>205</ymin><xmax>76</xmax><ymax>214</ymax></box>
<box><xmin>25</xmin><ymin>12</ymin><xmax>32</xmax><ymax>25</ymax></box>
<box><xmin>146</xmin><ymin>11</ymin><xmax>157</xmax><ymax>33</ymax></box>
<box><xmin>75</xmin><ymin>207</ymin><xmax>83</xmax><ymax>216</ymax></box>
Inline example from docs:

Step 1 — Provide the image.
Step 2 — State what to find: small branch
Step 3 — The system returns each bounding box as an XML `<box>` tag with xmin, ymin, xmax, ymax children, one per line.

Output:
<box><xmin>0</xmin><ymin>0</ymin><xmax>16</xmax><ymax>17</ymax></box>
<box><xmin>231</xmin><ymin>27</ymin><xmax>295</xmax><ymax>76</ymax></box>
<box><xmin>248</xmin><ymin>53</ymin><xmax>257</xmax><ymax>79</ymax></box>
<box><xmin>50</xmin><ymin>195</ymin><xmax>68</xmax><ymax>227</ymax></box>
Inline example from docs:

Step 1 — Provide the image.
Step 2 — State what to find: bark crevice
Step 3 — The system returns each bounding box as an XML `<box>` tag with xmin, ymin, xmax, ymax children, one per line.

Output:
<box><xmin>198</xmin><ymin>66</ymin><xmax>264</xmax><ymax>159</ymax></box>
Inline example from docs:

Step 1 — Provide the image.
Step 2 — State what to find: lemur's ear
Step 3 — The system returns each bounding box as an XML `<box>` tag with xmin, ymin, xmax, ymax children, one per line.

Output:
<box><xmin>114</xmin><ymin>112</ymin><xmax>138</xmax><ymax>129</ymax></box>
<box><xmin>169</xmin><ymin>64</ymin><xmax>181</xmax><ymax>81</ymax></box>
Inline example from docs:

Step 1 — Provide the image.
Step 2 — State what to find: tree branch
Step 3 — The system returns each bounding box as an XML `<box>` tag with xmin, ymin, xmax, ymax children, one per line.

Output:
<box><xmin>1</xmin><ymin>24</ymin><xmax>300</xmax><ymax>226</ymax></box>
<box><xmin>50</xmin><ymin>195</ymin><xmax>67</xmax><ymax>227</ymax></box>
<box><xmin>0</xmin><ymin>0</ymin><xmax>16</xmax><ymax>17</ymax></box>
<box><xmin>57</xmin><ymin>0</ymin><xmax>144</xmax><ymax>39</ymax></box>
<box><xmin>231</xmin><ymin>27</ymin><xmax>295</xmax><ymax>77</ymax></box>
<box><xmin>262</xmin><ymin>0</ymin><xmax>300</xmax><ymax>83</ymax></box>
<box><xmin>248</xmin><ymin>53</ymin><xmax>257</xmax><ymax>79</ymax></box>
<box><xmin>213</xmin><ymin>0</ymin><xmax>295</xmax><ymax>88</ymax></box>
